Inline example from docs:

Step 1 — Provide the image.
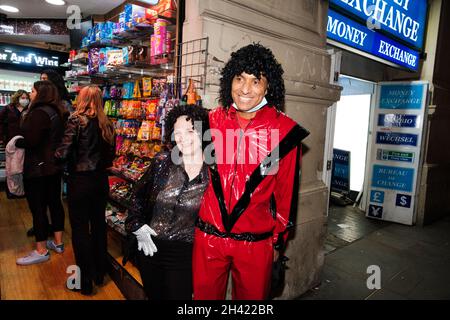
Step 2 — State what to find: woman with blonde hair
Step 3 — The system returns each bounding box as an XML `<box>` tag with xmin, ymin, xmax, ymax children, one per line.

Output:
<box><xmin>55</xmin><ymin>85</ymin><xmax>115</xmax><ymax>295</ymax></box>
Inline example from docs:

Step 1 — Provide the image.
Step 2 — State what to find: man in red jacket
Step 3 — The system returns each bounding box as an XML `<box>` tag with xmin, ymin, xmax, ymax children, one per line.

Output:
<box><xmin>193</xmin><ymin>43</ymin><xmax>309</xmax><ymax>300</ymax></box>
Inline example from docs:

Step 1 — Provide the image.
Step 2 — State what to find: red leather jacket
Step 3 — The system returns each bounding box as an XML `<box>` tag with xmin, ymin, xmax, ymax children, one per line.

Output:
<box><xmin>198</xmin><ymin>105</ymin><xmax>304</xmax><ymax>249</ymax></box>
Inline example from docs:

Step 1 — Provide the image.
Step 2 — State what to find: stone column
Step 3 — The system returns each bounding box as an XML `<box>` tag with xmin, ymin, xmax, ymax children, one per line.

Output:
<box><xmin>183</xmin><ymin>0</ymin><xmax>341</xmax><ymax>298</ymax></box>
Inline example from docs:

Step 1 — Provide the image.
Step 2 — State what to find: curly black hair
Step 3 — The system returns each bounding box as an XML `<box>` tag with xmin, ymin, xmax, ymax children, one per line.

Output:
<box><xmin>164</xmin><ymin>104</ymin><xmax>210</xmax><ymax>150</ymax></box>
<box><xmin>219</xmin><ymin>43</ymin><xmax>285</xmax><ymax>110</ymax></box>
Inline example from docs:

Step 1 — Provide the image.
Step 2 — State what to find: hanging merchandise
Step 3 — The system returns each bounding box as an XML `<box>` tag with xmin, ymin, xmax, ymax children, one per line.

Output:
<box><xmin>186</xmin><ymin>78</ymin><xmax>197</xmax><ymax>105</ymax></box>
<box><xmin>133</xmin><ymin>80</ymin><xmax>142</xmax><ymax>98</ymax></box>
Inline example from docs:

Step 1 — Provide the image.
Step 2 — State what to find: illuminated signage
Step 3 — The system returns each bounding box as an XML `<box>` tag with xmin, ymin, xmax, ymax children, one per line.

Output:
<box><xmin>0</xmin><ymin>47</ymin><xmax>59</xmax><ymax>68</ymax></box>
<box><xmin>327</xmin><ymin>9</ymin><xmax>420</xmax><ymax>71</ymax></box>
<box><xmin>329</xmin><ymin>0</ymin><xmax>427</xmax><ymax>50</ymax></box>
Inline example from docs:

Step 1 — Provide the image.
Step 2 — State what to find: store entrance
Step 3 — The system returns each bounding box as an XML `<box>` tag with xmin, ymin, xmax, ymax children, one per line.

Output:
<box><xmin>330</xmin><ymin>75</ymin><xmax>375</xmax><ymax>207</ymax></box>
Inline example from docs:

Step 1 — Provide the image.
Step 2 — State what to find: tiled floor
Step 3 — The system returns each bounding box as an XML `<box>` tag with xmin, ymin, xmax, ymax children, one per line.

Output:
<box><xmin>323</xmin><ymin>204</ymin><xmax>390</xmax><ymax>254</ymax></box>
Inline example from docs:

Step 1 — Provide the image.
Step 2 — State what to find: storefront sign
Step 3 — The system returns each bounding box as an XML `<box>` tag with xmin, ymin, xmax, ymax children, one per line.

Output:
<box><xmin>365</xmin><ymin>81</ymin><xmax>428</xmax><ymax>225</ymax></box>
<box><xmin>376</xmin><ymin>149</ymin><xmax>414</xmax><ymax>163</ymax></box>
<box><xmin>331</xmin><ymin>148</ymin><xmax>351</xmax><ymax>193</ymax></box>
<box><xmin>379</xmin><ymin>84</ymin><xmax>424</xmax><ymax>109</ymax></box>
<box><xmin>395</xmin><ymin>194</ymin><xmax>412</xmax><ymax>208</ymax></box>
<box><xmin>0</xmin><ymin>48</ymin><xmax>59</xmax><ymax>67</ymax></box>
<box><xmin>327</xmin><ymin>9</ymin><xmax>420</xmax><ymax>71</ymax></box>
<box><xmin>377</xmin><ymin>114</ymin><xmax>418</xmax><ymax>128</ymax></box>
<box><xmin>376</xmin><ymin>132</ymin><xmax>417</xmax><ymax>146</ymax></box>
<box><xmin>0</xmin><ymin>43</ymin><xmax>68</xmax><ymax>73</ymax></box>
<box><xmin>329</xmin><ymin>0</ymin><xmax>427</xmax><ymax>50</ymax></box>
<box><xmin>370</xmin><ymin>190</ymin><xmax>385</xmax><ymax>203</ymax></box>
<box><xmin>368</xmin><ymin>204</ymin><xmax>384</xmax><ymax>219</ymax></box>
<box><xmin>371</xmin><ymin>164</ymin><xmax>414</xmax><ymax>192</ymax></box>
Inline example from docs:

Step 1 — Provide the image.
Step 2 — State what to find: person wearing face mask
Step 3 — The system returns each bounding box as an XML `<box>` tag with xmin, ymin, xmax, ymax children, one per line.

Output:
<box><xmin>192</xmin><ymin>43</ymin><xmax>309</xmax><ymax>300</ymax></box>
<box><xmin>125</xmin><ymin>104</ymin><xmax>210</xmax><ymax>300</ymax></box>
<box><xmin>0</xmin><ymin>89</ymin><xmax>30</xmax><ymax>198</ymax></box>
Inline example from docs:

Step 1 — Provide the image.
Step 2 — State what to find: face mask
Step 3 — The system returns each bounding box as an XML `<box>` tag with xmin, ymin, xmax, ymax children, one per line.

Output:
<box><xmin>232</xmin><ymin>97</ymin><xmax>268</xmax><ymax>113</ymax></box>
<box><xmin>19</xmin><ymin>99</ymin><xmax>29</xmax><ymax>107</ymax></box>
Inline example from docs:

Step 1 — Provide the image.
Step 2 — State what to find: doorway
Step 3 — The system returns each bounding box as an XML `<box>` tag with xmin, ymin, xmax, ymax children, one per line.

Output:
<box><xmin>331</xmin><ymin>75</ymin><xmax>375</xmax><ymax>203</ymax></box>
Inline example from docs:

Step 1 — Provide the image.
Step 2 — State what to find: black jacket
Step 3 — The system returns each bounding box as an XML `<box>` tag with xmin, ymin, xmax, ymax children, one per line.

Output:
<box><xmin>0</xmin><ymin>103</ymin><xmax>27</xmax><ymax>144</ymax></box>
<box><xmin>15</xmin><ymin>102</ymin><xmax>64</xmax><ymax>178</ymax></box>
<box><xmin>55</xmin><ymin>115</ymin><xmax>115</xmax><ymax>173</ymax></box>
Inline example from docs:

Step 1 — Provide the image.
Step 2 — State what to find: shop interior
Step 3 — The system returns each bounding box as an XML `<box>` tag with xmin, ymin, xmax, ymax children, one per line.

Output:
<box><xmin>0</xmin><ymin>0</ymin><xmax>208</xmax><ymax>300</ymax></box>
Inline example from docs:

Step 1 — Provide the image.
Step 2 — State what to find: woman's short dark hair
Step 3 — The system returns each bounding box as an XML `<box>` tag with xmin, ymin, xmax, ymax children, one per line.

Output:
<box><xmin>164</xmin><ymin>104</ymin><xmax>210</xmax><ymax>151</ymax></box>
<box><xmin>219</xmin><ymin>43</ymin><xmax>285</xmax><ymax>111</ymax></box>
<box><xmin>41</xmin><ymin>69</ymin><xmax>71</xmax><ymax>101</ymax></box>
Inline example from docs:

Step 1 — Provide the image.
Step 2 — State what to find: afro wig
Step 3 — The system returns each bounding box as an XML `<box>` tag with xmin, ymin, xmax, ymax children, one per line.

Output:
<box><xmin>219</xmin><ymin>43</ymin><xmax>285</xmax><ymax>111</ymax></box>
<box><xmin>164</xmin><ymin>104</ymin><xmax>210</xmax><ymax>151</ymax></box>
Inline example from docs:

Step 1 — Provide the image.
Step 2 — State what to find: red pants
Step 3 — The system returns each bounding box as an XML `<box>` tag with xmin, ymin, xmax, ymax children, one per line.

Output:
<box><xmin>192</xmin><ymin>229</ymin><xmax>273</xmax><ymax>300</ymax></box>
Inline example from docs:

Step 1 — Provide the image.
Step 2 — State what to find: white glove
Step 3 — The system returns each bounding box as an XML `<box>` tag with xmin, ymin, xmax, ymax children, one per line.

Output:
<box><xmin>133</xmin><ymin>224</ymin><xmax>158</xmax><ymax>256</ymax></box>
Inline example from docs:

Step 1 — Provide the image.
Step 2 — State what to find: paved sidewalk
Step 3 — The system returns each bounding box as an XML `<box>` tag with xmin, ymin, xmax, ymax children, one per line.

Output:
<box><xmin>299</xmin><ymin>205</ymin><xmax>450</xmax><ymax>300</ymax></box>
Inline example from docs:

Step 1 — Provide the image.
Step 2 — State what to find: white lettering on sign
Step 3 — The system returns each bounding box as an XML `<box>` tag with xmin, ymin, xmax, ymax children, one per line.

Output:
<box><xmin>375</xmin><ymin>180</ymin><xmax>406</xmax><ymax>189</ymax></box>
<box><xmin>334</xmin><ymin>154</ymin><xmax>349</xmax><ymax>161</ymax></box>
<box><xmin>378</xmin><ymin>40</ymin><xmax>417</xmax><ymax>67</ymax></box>
<box><xmin>336</xmin><ymin>0</ymin><xmax>420</xmax><ymax>43</ymax></box>
<box><xmin>377</xmin><ymin>134</ymin><xmax>413</xmax><ymax>144</ymax></box>
<box><xmin>0</xmin><ymin>50</ymin><xmax>59</xmax><ymax>67</ymax></box>
<box><xmin>384</xmin><ymin>114</ymin><xmax>414</xmax><ymax>126</ymax></box>
<box><xmin>399</xmin><ymin>195</ymin><xmax>408</xmax><ymax>206</ymax></box>
<box><xmin>327</xmin><ymin>14</ymin><xmax>368</xmax><ymax>47</ymax></box>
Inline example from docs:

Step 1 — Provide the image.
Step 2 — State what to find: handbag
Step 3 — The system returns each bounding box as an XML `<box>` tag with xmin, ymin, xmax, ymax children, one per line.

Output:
<box><xmin>271</xmin><ymin>255</ymin><xmax>289</xmax><ymax>295</ymax></box>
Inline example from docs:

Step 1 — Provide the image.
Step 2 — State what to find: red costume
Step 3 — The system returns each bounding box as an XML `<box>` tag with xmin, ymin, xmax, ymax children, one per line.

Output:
<box><xmin>193</xmin><ymin>105</ymin><xmax>306</xmax><ymax>300</ymax></box>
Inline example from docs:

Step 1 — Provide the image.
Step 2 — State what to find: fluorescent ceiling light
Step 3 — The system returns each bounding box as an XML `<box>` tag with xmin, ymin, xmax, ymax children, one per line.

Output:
<box><xmin>34</xmin><ymin>23</ymin><xmax>51</xmax><ymax>32</ymax></box>
<box><xmin>0</xmin><ymin>5</ymin><xmax>20</xmax><ymax>13</ymax></box>
<box><xmin>45</xmin><ymin>0</ymin><xmax>66</xmax><ymax>5</ymax></box>
<box><xmin>137</xmin><ymin>0</ymin><xmax>160</xmax><ymax>4</ymax></box>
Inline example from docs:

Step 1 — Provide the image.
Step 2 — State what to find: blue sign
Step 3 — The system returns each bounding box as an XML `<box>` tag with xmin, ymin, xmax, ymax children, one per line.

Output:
<box><xmin>329</xmin><ymin>0</ymin><xmax>427</xmax><ymax>50</ymax></box>
<box><xmin>377</xmin><ymin>114</ymin><xmax>418</xmax><ymax>128</ymax></box>
<box><xmin>368</xmin><ymin>204</ymin><xmax>384</xmax><ymax>219</ymax></box>
<box><xmin>371</xmin><ymin>165</ymin><xmax>414</xmax><ymax>192</ymax></box>
<box><xmin>327</xmin><ymin>9</ymin><xmax>420</xmax><ymax>71</ymax></box>
<box><xmin>376</xmin><ymin>132</ymin><xmax>418</xmax><ymax>146</ymax></box>
<box><xmin>331</xmin><ymin>149</ymin><xmax>351</xmax><ymax>192</ymax></box>
<box><xmin>370</xmin><ymin>190</ymin><xmax>385</xmax><ymax>204</ymax></box>
<box><xmin>379</xmin><ymin>84</ymin><xmax>425</xmax><ymax>109</ymax></box>
<box><xmin>396</xmin><ymin>194</ymin><xmax>412</xmax><ymax>208</ymax></box>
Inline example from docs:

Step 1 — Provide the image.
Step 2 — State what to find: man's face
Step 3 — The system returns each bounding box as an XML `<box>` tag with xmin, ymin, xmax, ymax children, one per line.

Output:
<box><xmin>231</xmin><ymin>72</ymin><xmax>268</xmax><ymax>112</ymax></box>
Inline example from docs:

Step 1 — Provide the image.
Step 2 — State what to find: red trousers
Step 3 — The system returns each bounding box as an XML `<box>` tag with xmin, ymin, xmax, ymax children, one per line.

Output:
<box><xmin>192</xmin><ymin>229</ymin><xmax>273</xmax><ymax>300</ymax></box>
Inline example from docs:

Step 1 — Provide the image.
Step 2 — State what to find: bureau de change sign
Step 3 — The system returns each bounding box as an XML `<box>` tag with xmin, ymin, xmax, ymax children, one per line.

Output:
<box><xmin>365</xmin><ymin>81</ymin><xmax>428</xmax><ymax>225</ymax></box>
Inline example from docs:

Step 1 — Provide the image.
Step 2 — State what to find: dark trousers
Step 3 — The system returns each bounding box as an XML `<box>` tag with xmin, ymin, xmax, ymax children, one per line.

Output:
<box><xmin>67</xmin><ymin>171</ymin><xmax>109</xmax><ymax>285</ymax></box>
<box><xmin>24</xmin><ymin>174</ymin><xmax>65</xmax><ymax>242</ymax></box>
<box><xmin>138</xmin><ymin>239</ymin><xmax>193</xmax><ymax>300</ymax></box>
